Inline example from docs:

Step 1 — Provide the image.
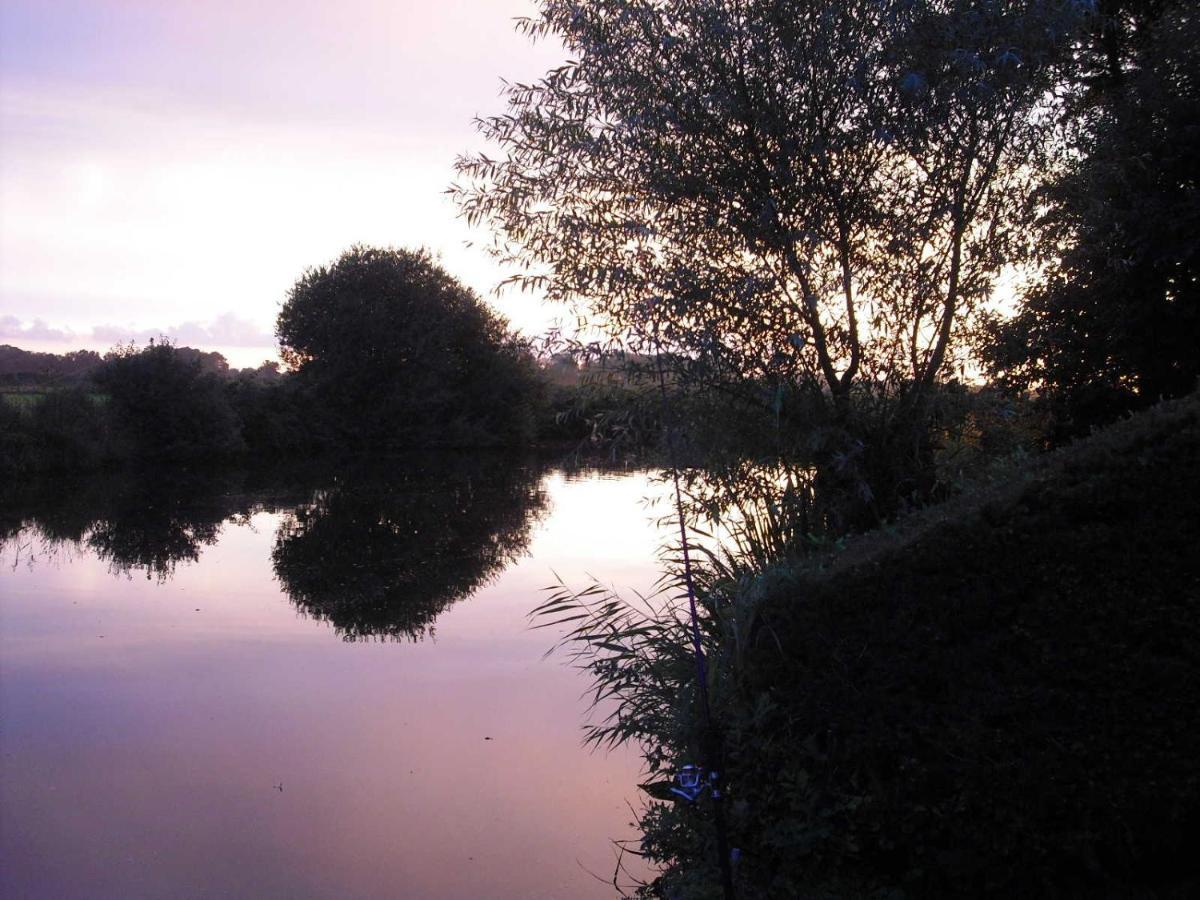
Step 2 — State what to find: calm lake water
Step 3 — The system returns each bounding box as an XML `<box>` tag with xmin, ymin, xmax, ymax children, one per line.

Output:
<box><xmin>0</xmin><ymin>457</ymin><xmax>665</xmax><ymax>898</ymax></box>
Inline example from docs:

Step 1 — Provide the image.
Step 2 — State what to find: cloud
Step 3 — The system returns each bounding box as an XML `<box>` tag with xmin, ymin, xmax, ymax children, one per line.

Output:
<box><xmin>88</xmin><ymin>323</ymin><xmax>164</xmax><ymax>346</ymax></box>
<box><xmin>173</xmin><ymin>312</ymin><xmax>275</xmax><ymax>347</ymax></box>
<box><xmin>1</xmin><ymin>313</ymin><xmax>273</xmax><ymax>349</ymax></box>
<box><xmin>90</xmin><ymin>313</ymin><xmax>274</xmax><ymax>348</ymax></box>
<box><xmin>0</xmin><ymin>315</ymin><xmax>77</xmax><ymax>342</ymax></box>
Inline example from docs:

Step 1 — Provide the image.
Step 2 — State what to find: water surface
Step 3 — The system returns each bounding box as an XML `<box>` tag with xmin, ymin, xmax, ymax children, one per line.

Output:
<box><xmin>1</xmin><ymin>458</ymin><xmax>663</xmax><ymax>898</ymax></box>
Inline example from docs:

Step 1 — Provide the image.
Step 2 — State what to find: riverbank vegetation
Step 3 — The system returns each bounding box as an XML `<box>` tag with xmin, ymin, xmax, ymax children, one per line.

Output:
<box><xmin>2</xmin><ymin>248</ymin><xmax>571</xmax><ymax>474</ymax></box>
<box><xmin>473</xmin><ymin>0</ymin><xmax>1200</xmax><ymax>896</ymax></box>
<box><xmin>548</xmin><ymin>393</ymin><xmax>1199</xmax><ymax>897</ymax></box>
<box><xmin>0</xmin><ymin>333</ymin><xmax>681</xmax><ymax>474</ymax></box>
<box><xmin>3</xmin><ymin>0</ymin><xmax>1197</xmax><ymax>894</ymax></box>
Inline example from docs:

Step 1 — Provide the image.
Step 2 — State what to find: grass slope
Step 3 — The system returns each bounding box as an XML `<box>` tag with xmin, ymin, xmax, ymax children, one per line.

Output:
<box><xmin>735</xmin><ymin>393</ymin><xmax>1200</xmax><ymax>897</ymax></box>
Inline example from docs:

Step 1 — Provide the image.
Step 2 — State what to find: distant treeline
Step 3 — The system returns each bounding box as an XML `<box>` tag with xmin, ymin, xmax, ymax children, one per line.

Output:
<box><xmin>1</xmin><ymin>335</ymin><xmax>1041</xmax><ymax>496</ymax></box>
<box><xmin>0</xmin><ymin>248</ymin><xmax>661</xmax><ymax>476</ymax></box>
<box><xmin>0</xmin><ymin>343</ymin><xmax>245</xmax><ymax>385</ymax></box>
<box><xmin>0</xmin><ymin>346</ymin><xmax>104</xmax><ymax>384</ymax></box>
<box><xmin>1</xmin><ymin>342</ymin><xmax>278</xmax><ymax>473</ymax></box>
<box><xmin>0</xmin><ymin>341</ymin><xmax>640</xmax><ymax>475</ymax></box>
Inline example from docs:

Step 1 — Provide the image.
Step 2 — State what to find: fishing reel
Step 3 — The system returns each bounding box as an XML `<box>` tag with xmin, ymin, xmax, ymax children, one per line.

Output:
<box><xmin>670</xmin><ymin>764</ymin><xmax>722</xmax><ymax>804</ymax></box>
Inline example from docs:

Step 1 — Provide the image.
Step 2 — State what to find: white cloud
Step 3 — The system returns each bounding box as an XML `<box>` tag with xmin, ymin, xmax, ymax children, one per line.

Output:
<box><xmin>0</xmin><ymin>315</ymin><xmax>77</xmax><ymax>342</ymax></box>
<box><xmin>2</xmin><ymin>312</ymin><xmax>273</xmax><ymax>350</ymax></box>
<box><xmin>173</xmin><ymin>312</ymin><xmax>275</xmax><ymax>347</ymax></box>
<box><xmin>90</xmin><ymin>313</ymin><xmax>274</xmax><ymax>349</ymax></box>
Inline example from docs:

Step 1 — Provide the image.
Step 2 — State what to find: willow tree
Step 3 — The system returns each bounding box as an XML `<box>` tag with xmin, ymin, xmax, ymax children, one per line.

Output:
<box><xmin>456</xmin><ymin>1</ymin><xmax>1083</xmax><ymax>506</ymax></box>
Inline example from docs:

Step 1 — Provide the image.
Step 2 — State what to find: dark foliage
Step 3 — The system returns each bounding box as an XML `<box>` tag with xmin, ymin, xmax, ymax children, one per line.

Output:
<box><xmin>717</xmin><ymin>393</ymin><xmax>1200</xmax><ymax>897</ymax></box>
<box><xmin>0</xmin><ymin>345</ymin><xmax>102</xmax><ymax>384</ymax></box>
<box><xmin>94</xmin><ymin>341</ymin><xmax>244</xmax><ymax>462</ymax></box>
<box><xmin>225</xmin><ymin>372</ymin><xmax>332</xmax><ymax>458</ymax></box>
<box><xmin>456</xmin><ymin>0</ymin><xmax>1088</xmax><ymax>523</ymax></box>
<box><xmin>540</xmin><ymin>380</ymin><xmax>662</xmax><ymax>455</ymax></box>
<box><xmin>0</xmin><ymin>388</ymin><xmax>112</xmax><ymax>475</ymax></box>
<box><xmin>28</xmin><ymin>388</ymin><xmax>111</xmax><ymax>470</ymax></box>
<box><xmin>985</xmin><ymin>2</ymin><xmax>1200</xmax><ymax>440</ymax></box>
<box><xmin>0</xmin><ymin>400</ymin><xmax>33</xmax><ymax>478</ymax></box>
<box><xmin>277</xmin><ymin>245</ymin><xmax>544</xmax><ymax>450</ymax></box>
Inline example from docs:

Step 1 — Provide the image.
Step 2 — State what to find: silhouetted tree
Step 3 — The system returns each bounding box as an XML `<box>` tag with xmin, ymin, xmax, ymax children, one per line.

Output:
<box><xmin>276</xmin><ymin>246</ymin><xmax>543</xmax><ymax>450</ymax></box>
<box><xmin>984</xmin><ymin>1</ymin><xmax>1200</xmax><ymax>439</ymax></box>
<box><xmin>95</xmin><ymin>340</ymin><xmax>244</xmax><ymax>461</ymax></box>
<box><xmin>454</xmin><ymin>0</ymin><xmax>1084</xmax><ymax>513</ymax></box>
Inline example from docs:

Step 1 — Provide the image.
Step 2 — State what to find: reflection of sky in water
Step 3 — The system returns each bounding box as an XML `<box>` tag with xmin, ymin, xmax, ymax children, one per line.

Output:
<box><xmin>1</xmin><ymin>470</ymin><xmax>665</xmax><ymax>898</ymax></box>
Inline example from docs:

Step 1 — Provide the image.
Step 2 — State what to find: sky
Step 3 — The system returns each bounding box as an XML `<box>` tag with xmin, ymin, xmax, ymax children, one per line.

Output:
<box><xmin>0</xmin><ymin>0</ymin><xmax>565</xmax><ymax>367</ymax></box>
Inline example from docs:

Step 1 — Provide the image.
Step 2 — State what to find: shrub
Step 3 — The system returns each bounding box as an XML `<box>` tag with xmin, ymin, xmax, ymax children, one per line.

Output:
<box><xmin>28</xmin><ymin>388</ymin><xmax>111</xmax><ymax>470</ymax></box>
<box><xmin>277</xmin><ymin>245</ymin><xmax>544</xmax><ymax>449</ymax></box>
<box><xmin>95</xmin><ymin>341</ymin><xmax>243</xmax><ymax>462</ymax></box>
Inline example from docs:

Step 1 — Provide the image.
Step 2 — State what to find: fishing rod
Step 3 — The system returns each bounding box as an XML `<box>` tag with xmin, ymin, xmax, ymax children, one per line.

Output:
<box><xmin>651</xmin><ymin>332</ymin><xmax>737</xmax><ymax>900</ymax></box>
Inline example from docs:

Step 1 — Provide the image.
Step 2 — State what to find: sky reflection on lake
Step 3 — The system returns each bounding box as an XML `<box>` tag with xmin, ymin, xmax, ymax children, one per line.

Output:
<box><xmin>1</xmin><ymin>464</ymin><xmax>666</xmax><ymax>899</ymax></box>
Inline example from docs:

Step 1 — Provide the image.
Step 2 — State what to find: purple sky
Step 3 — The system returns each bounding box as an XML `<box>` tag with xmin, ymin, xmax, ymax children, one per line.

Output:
<box><xmin>0</xmin><ymin>1</ymin><xmax>563</xmax><ymax>366</ymax></box>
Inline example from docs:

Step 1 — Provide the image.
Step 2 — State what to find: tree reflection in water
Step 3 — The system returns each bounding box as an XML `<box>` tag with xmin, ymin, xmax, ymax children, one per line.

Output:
<box><xmin>2</xmin><ymin>454</ymin><xmax>549</xmax><ymax>640</ymax></box>
<box><xmin>272</xmin><ymin>454</ymin><xmax>549</xmax><ymax>641</ymax></box>
<box><xmin>1</xmin><ymin>471</ymin><xmax>262</xmax><ymax>580</ymax></box>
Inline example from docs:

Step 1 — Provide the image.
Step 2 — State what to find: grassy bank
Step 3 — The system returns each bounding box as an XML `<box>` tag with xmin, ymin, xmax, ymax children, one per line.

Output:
<box><xmin>616</xmin><ymin>393</ymin><xmax>1200</xmax><ymax>898</ymax></box>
